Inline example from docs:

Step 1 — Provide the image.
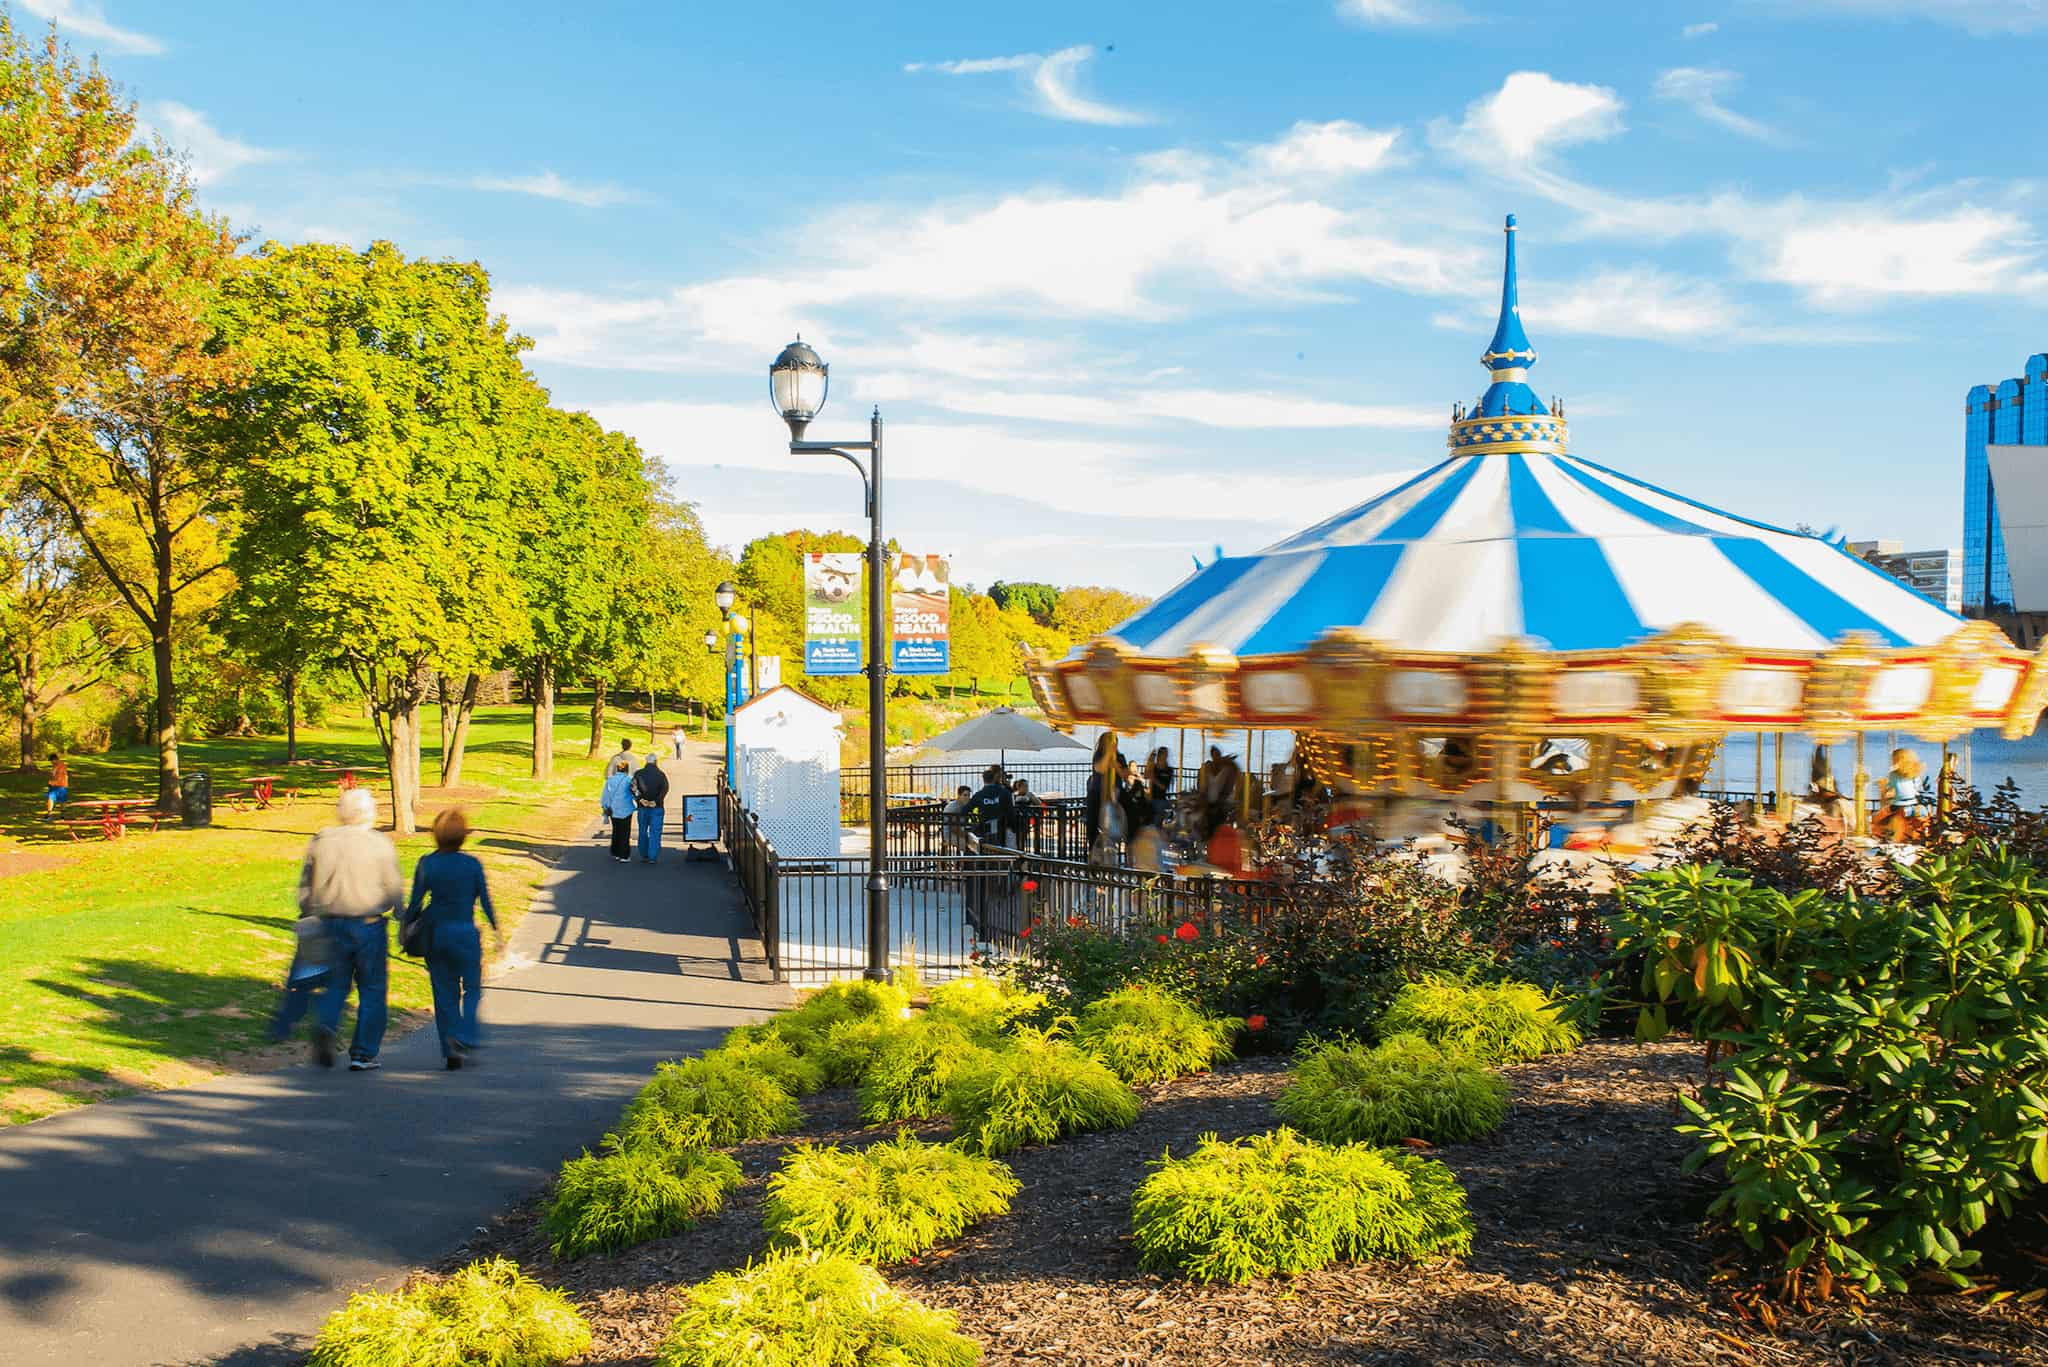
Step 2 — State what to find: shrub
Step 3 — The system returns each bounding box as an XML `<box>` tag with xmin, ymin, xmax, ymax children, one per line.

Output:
<box><xmin>764</xmin><ymin>1132</ymin><xmax>1019</xmax><ymax>1262</ymax></box>
<box><xmin>1625</xmin><ymin>848</ymin><xmax>2048</xmax><ymax>1296</ymax></box>
<box><xmin>1377</xmin><ymin>975</ymin><xmax>1579</xmax><ymax>1065</ymax></box>
<box><xmin>812</xmin><ymin>1014</ymin><xmax>899</xmax><ymax>1087</ymax></box>
<box><xmin>860</xmin><ymin>1018</ymin><xmax>997</xmax><ymax>1123</ymax></box>
<box><xmin>620</xmin><ymin>1054</ymin><xmax>801</xmax><ymax>1148</ymax></box>
<box><xmin>925</xmin><ymin>970</ymin><xmax>1047</xmax><ymax>1038</ymax></box>
<box><xmin>732</xmin><ymin>980</ymin><xmax>911</xmax><ymax>1064</ymax></box>
<box><xmin>658</xmin><ymin>1249</ymin><xmax>981</xmax><ymax>1367</ymax></box>
<box><xmin>1130</xmin><ymin>1128</ymin><xmax>1472</xmax><ymax>1285</ymax></box>
<box><xmin>309</xmin><ymin>1257</ymin><xmax>591</xmax><ymax>1367</ymax></box>
<box><xmin>1072</xmin><ymin>984</ymin><xmax>1237</xmax><ymax>1086</ymax></box>
<box><xmin>1276</xmin><ymin>1037</ymin><xmax>1507</xmax><ymax>1146</ymax></box>
<box><xmin>709</xmin><ymin>1033</ymin><xmax>827</xmax><ymax>1097</ymax></box>
<box><xmin>942</xmin><ymin>1028</ymin><xmax>1140</xmax><ymax>1154</ymax></box>
<box><xmin>543</xmin><ymin>1145</ymin><xmax>742</xmax><ymax>1258</ymax></box>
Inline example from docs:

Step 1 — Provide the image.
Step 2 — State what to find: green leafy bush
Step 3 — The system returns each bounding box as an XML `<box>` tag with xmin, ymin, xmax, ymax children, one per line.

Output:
<box><xmin>1627</xmin><ymin>849</ymin><xmax>2048</xmax><ymax>1296</ymax></box>
<box><xmin>942</xmin><ymin>1028</ymin><xmax>1140</xmax><ymax>1154</ymax></box>
<box><xmin>620</xmin><ymin>1054</ymin><xmax>801</xmax><ymax>1148</ymax></box>
<box><xmin>1276</xmin><ymin>1036</ymin><xmax>1507</xmax><ymax>1146</ymax></box>
<box><xmin>658</xmin><ymin>1249</ymin><xmax>981</xmax><ymax>1367</ymax></box>
<box><xmin>925</xmin><ymin>971</ymin><xmax>1047</xmax><ymax>1038</ymax></box>
<box><xmin>1130</xmin><ymin>1128</ymin><xmax>1472</xmax><ymax>1285</ymax></box>
<box><xmin>764</xmin><ymin>1131</ymin><xmax>1019</xmax><ymax>1262</ymax></box>
<box><xmin>1072</xmin><ymin>984</ymin><xmax>1237</xmax><ymax>1086</ymax></box>
<box><xmin>543</xmin><ymin>1144</ymin><xmax>742</xmax><ymax>1258</ymax></box>
<box><xmin>813</xmin><ymin>1014</ymin><xmax>898</xmax><ymax>1087</ymax></box>
<box><xmin>709</xmin><ymin>1033</ymin><xmax>827</xmax><ymax>1097</ymax></box>
<box><xmin>731</xmin><ymin>980</ymin><xmax>911</xmax><ymax>1066</ymax></box>
<box><xmin>309</xmin><ymin>1257</ymin><xmax>591</xmax><ymax>1367</ymax></box>
<box><xmin>860</xmin><ymin>1018</ymin><xmax>997</xmax><ymax>1123</ymax></box>
<box><xmin>1377</xmin><ymin>975</ymin><xmax>1579</xmax><ymax>1065</ymax></box>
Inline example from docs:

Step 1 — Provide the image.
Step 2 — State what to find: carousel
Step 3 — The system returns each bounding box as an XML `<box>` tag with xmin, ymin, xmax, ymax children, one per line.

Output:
<box><xmin>1024</xmin><ymin>215</ymin><xmax>2048</xmax><ymax>840</ymax></box>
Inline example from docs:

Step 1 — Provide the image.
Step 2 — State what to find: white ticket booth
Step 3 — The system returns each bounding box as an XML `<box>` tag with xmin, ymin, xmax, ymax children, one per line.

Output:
<box><xmin>732</xmin><ymin>686</ymin><xmax>843</xmax><ymax>860</ymax></box>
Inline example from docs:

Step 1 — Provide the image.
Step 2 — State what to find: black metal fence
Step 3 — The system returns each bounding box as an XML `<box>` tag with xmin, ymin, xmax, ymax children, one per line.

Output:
<box><xmin>839</xmin><ymin>761</ymin><xmax>1207</xmax><ymax>823</ymax></box>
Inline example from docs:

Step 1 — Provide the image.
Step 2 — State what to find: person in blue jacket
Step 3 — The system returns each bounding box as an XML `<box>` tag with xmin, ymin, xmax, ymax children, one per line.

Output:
<box><xmin>404</xmin><ymin>808</ymin><xmax>503</xmax><ymax>1070</ymax></box>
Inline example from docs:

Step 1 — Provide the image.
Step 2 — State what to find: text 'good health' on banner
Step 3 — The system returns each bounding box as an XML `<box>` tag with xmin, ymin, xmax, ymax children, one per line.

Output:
<box><xmin>803</xmin><ymin>553</ymin><xmax>862</xmax><ymax>675</ymax></box>
<box><xmin>891</xmin><ymin>553</ymin><xmax>950</xmax><ymax>675</ymax></box>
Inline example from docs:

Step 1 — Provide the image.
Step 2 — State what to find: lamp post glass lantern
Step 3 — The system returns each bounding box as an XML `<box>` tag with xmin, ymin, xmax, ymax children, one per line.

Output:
<box><xmin>768</xmin><ymin>336</ymin><xmax>891</xmax><ymax>982</ymax></box>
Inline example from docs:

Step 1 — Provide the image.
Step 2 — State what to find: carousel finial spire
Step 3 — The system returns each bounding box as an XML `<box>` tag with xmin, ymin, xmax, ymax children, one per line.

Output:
<box><xmin>1447</xmin><ymin>213</ymin><xmax>1569</xmax><ymax>456</ymax></box>
<box><xmin>1481</xmin><ymin>214</ymin><xmax>1536</xmax><ymax>374</ymax></box>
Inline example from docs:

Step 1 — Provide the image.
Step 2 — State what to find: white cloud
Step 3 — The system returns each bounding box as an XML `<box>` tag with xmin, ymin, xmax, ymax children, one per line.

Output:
<box><xmin>1251</xmin><ymin>120</ymin><xmax>1405</xmax><ymax>178</ymax></box>
<box><xmin>1654</xmin><ymin>67</ymin><xmax>1778</xmax><ymax>142</ymax></box>
<box><xmin>1788</xmin><ymin>1</ymin><xmax>2048</xmax><ymax>34</ymax></box>
<box><xmin>1750</xmin><ymin>205</ymin><xmax>2047</xmax><ymax>303</ymax></box>
<box><xmin>853</xmin><ymin>375</ymin><xmax>1443</xmax><ymax>431</ymax></box>
<box><xmin>906</xmin><ymin>44</ymin><xmax>1149</xmax><ymax>126</ymax></box>
<box><xmin>1435</xmin><ymin>71</ymin><xmax>1625</xmax><ymax>163</ymax></box>
<box><xmin>1682</xmin><ymin>20</ymin><xmax>1719</xmax><ymax>37</ymax></box>
<box><xmin>1336</xmin><ymin>0</ymin><xmax>1467</xmax><ymax>26</ymax></box>
<box><xmin>466</xmin><ymin>171</ymin><xmax>643</xmax><ymax>208</ymax></box>
<box><xmin>14</xmin><ymin>0</ymin><xmax>162</xmax><ymax>55</ymax></box>
<box><xmin>142</xmin><ymin>101</ymin><xmax>278</xmax><ymax>185</ymax></box>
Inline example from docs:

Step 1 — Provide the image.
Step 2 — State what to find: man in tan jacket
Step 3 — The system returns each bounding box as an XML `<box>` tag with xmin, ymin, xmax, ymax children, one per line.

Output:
<box><xmin>300</xmin><ymin>787</ymin><xmax>404</xmax><ymax>1070</ymax></box>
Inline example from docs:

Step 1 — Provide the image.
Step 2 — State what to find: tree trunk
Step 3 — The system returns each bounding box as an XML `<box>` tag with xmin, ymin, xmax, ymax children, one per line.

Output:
<box><xmin>388</xmin><ymin>696</ymin><xmax>419</xmax><ymax>835</ymax></box>
<box><xmin>648</xmin><ymin>686</ymin><xmax>657</xmax><ymax>749</ymax></box>
<box><xmin>437</xmin><ymin>672</ymin><xmax>452</xmax><ymax>768</ymax></box>
<box><xmin>588</xmin><ymin>679</ymin><xmax>606</xmax><ymax>757</ymax></box>
<box><xmin>151</xmin><ymin>625</ymin><xmax>180</xmax><ymax>813</ymax></box>
<box><xmin>16</xmin><ymin>644</ymin><xmax>39</xmax><ymax>770</ymax></box>
<box><xmin>283</xmin><ymin>669</ymin><xmax>298</xmax><ymax>763</ymax></box>
<box><xmin>530</xmin><ymin>656</ymin><xmax>555</xmax><ymax>779</ymax></box>
<box><xmin>443</xmin><ymin>672</ymin><xmax>478</xmax><ymax>785</ymax></box>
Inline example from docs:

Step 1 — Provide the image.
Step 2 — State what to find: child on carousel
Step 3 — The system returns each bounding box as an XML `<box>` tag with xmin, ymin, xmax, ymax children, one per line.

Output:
<box><xmin>1872</xmin><ymin>747</ymin><xmax>1929</xmax><ymax>844</ymax></box>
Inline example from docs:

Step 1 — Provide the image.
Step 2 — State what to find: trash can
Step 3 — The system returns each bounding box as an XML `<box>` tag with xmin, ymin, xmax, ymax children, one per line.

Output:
<box><xmin>181</xmin><ymin>770</ymin><xmax>212</xmax><ymax>828</ymax></box>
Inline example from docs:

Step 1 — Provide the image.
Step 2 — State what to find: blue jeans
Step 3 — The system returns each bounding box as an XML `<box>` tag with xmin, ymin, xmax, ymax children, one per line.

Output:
<box><xmin>270</xmin><ymin>967</ymin><xmax>328</xmax><ymax>1040</ymax></box>
<box><xmin>426</xmin><ymin>921</ymin><xmax>483</xmax><ymax>1057</ymax></box>
<box><xmin>638</xmin><ymin>805</ymin><xmax>664</xmax><ymax>861</ymax></box>
<box><xmin>316</xmin><ymin>917</ymin><xmax>389</xmax><ymax>1061</ymax></box>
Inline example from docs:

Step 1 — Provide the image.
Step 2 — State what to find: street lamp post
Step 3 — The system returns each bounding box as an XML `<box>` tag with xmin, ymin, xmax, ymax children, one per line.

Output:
<box><xmin>769</xmin><ymin>337</ymin><xmax>891</xmax><ymax>983</ymax></box>
<box><xmin>707</xmin><ymin>589</ymin><xmax>751</xmax><ymax>786</ymax></box>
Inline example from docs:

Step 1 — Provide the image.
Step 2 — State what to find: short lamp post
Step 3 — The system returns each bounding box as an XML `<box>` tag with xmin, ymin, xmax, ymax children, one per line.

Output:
<box><xmin>769</xmin><ymin>336</ymin><xmax>891</xmax><ymax>982</ymax></box>
<box><xmin>706</xmin><ymin>590</ymin><xmax>751</xmax><ymax>787</ymax></box>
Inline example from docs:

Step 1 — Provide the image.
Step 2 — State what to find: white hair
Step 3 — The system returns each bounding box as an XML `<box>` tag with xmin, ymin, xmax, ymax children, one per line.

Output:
<box><xmin>336</xmin><ymin>788</ymin><xmax>377</xmax><ymax>826</ymax></box>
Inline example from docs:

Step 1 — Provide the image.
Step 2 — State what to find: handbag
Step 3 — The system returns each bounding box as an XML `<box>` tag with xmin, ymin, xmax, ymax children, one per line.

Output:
<box><xmin>399</xmin><ymin>911</ymin><xmax>433</xmax><ymax>959</ymax></box>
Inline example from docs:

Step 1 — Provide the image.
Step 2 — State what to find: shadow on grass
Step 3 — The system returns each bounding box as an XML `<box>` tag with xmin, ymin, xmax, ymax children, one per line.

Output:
<box><xmin>28</xmin><ymin>956</ymin><xmax>286</xmax><ymax>1071</ymax></box>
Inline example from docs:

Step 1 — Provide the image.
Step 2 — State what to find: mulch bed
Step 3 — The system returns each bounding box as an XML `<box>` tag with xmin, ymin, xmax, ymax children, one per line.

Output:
<box><xmin>435</xmin><ymin>1039</ymin><xmax>2048</xmax><ymax>1366</ymax></box>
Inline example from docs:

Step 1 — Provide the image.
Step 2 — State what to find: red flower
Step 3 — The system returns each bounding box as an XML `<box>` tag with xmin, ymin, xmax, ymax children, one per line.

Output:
<box><xmin>1246</xmin><ymin>1013</ymin><xmax>1268</xmax><ymax>1032</ymax></box>
<box><xmin>1174</xmin><ymin>922</ymin><xmax>1199</xmax><ymax>942</ymax></box>
<box><xmin>1019</xmin><ymin>925</ymin><xmax>1032</xmax><ymax>939</ymax></box>
<box><xmin>1156</xmin><ymin>934</ymin><xmax>1169</xmax><ymax>944</ymax></box>
<box><xmin>1021</xmin><ymin>878</ymin><xmax>1039</xmax><ymax>893</ymax></box>
<box><xmin>1066</xmin><ymin>915</ymin><xmax>1085</xmax><ymax>928</ymax></box>
<box><xmin>1254</xmin><ymin>953</ymin><xmax>1268</xmax><ymax>967</ymax></box>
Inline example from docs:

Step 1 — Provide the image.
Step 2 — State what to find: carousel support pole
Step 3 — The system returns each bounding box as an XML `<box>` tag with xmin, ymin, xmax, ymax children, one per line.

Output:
<box><xmin>1754</xmin><ymin>732</ymin><xmax>1764</xmax><ymax>815</ymax></box>
<box><xmin>1853</xmin><ymin>733</ymin><xmax>1868</xmax><ymax>837</ymax></box>
<box><xmin>1773</xmin><ymin>732</ymin><xmax>1785</xmax><ymax>819</ymax></box>
<box><xmin>1939</xmin><ymin>740</ymin><xmax>1951</xmax><ymax>819</ymax></box>
<box><xmin>1240</xmin><ymin>727</ymin><xmax>1253</xmax><ymax>827</ymax></box>
<box><xmin>1965</xmin><ymin>734</ymin><xmax>1973</xmax><ymax>787</ymax></box>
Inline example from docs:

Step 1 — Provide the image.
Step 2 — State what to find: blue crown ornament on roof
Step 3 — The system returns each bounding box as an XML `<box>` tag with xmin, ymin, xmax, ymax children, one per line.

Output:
<box><xmin>1448</xmin><ymin>214</ymin><xmax>1569</xmax><ymax>456</ymax></box>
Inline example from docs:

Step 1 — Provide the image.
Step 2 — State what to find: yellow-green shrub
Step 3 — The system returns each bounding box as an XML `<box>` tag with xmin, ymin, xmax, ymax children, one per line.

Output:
<box><xmin>543</xmin><ymin>1144</ymin><xmax>741</xmax><ymax>1258</ymax></box>
<box><xmin>309</xmin><ymin>1257</ymin><xmax>590</xmax><ymax>1367</ymax></box>
<box><xmin>764</xmin><ymin>1132</ymin><xmax>1018</xmax><ymax>1262</ymax></box>
<box><xmin>941</xmin><ymin>1028</ymin><xmax>1138</xmax><ymax>1155</ymax></box>
<box><xmin>1072</xmin><ymin>984</ymin><xmax>1236</xmax><ymax>1086</ymax></box>
<box><xmin>860</xmin><ymin>1018</ymin><xmax>997</xmax><ymax>1123</ymax></box>
<box><xmin>620</xmin><ymin>1054</ymin><xmax>800</xmax><ymax>1148</ymax></box>
<box><xmin>925</xmin><ymin>971</ymin><xmax>1047</xmax><ymax>1038</ymax></box>
<box><xmin>1276</xmin><ymin>1036</ymin><xmax>1506</xmax><ymax>1146</ymax></box>
<box><xmin>658</xmin><ymin>1249</ymin><xmax>980</xmax><ymax>1366</ymax></box>
<box><xmin>1377</xmin><ymin>976</ymin><xmax>1580</xmax><ymax>1065</ymax></box>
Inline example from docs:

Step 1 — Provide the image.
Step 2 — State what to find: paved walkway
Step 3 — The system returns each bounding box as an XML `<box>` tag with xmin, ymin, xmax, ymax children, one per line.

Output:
<box><xmin>0</xmin><ymin>741</ymin><xmax>787</xmax><ymax>1366</ymax></box>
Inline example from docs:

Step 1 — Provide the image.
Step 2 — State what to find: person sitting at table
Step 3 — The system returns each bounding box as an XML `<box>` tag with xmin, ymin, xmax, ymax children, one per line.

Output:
<box><xmin>44</xmin><ymin>751</ymin><xmax>68</xmax><ymax>815</ymax></box>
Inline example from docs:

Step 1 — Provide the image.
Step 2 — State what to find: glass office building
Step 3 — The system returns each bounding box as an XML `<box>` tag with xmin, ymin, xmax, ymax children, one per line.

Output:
<box><xmin>1966</xmin><ymin>352</ymin><xmax>2048</xmax><ymax>611</ymax></box>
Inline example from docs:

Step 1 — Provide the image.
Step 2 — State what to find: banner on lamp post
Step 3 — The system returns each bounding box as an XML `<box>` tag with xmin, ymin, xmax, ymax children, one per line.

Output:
<box><xmin>891</xmin><ymin>553</ymin><xmax>951</xmax><ymax>676</ymax></box>
<box><xmin>803</xmin><ymin>553</ymin><xmax>863</xmax><ymax>676</ymax></box>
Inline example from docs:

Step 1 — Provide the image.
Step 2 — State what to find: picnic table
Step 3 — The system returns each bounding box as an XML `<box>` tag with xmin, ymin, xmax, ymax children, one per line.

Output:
<box><xmin>222</xmin><ymin>773</ymin><xmax>301</xmax><ymax>812</ymax></box>
<box><xmin>63</xmin><ymin>798</ymin><xmax>161</xmax><ymax>840</ymax></box>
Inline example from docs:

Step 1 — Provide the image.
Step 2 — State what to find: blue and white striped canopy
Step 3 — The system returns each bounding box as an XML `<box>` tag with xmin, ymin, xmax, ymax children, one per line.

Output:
<box><xmin>1099</xmin><ymin>447</ymin><xmax>1965</xmax><ymax>660</ymax></box>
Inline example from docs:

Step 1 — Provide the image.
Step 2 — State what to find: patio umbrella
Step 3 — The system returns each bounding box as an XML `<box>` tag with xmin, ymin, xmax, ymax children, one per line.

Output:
<box><xmin>1024</xmin><ymin>215</ymin><xmax>2046</xmax><ymax>805</ymax></box>
<box><xmin>917</xmin><ymin>707</ymin><xmax>1088</xmax><ymax>769</ymax></box>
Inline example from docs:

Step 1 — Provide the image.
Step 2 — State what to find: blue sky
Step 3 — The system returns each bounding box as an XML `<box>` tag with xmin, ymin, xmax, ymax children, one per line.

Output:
<box><xmin>20</xmin><ymin>0</ymin><xmax>2048</xmax><ymax>596</ymax></box>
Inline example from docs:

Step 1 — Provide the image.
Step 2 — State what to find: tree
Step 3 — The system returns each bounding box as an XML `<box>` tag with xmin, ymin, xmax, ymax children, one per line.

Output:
<box><xmin>1054</xmin><ymin>585</ymin><xmax>1149</xmax><ymax>641</ymax></box>
<box><xmin>0</xmin><ymin>492</ymin><xmax>131</xmax><ymax>764</ymax></box>
<box><xmin>208</xmin><ymin>241</ymin><xmax>530</xmax><ymax>833</ymax></box>
<box><xmin>32</xmin><ymin>142</ymin><xmax>242</xmax><ymax>811</ymax></box>
<box><xmin>989</xmin><ymin>580</ymin><xmax>1060</xmax><ymax>626</ymax></box>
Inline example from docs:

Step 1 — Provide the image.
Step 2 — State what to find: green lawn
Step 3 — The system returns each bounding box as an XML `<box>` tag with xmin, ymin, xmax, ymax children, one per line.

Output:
<box><xmin>0</xmin><ymin>704</ymin><xmax>640</xmax><ymax>1125</ymax></box>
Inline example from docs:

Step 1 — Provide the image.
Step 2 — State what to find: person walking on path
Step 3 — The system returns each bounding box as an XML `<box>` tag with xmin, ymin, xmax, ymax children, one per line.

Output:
<box><xmin>300</xmin><ymin>788</ymin><xmax>403</xmax><ymax>1071</ymax></box>
<box><xmin>43</xmin><ymin>751</ymin><xmax>68</xmax><ymax>815</ymax></box>
<box><xmin>595</xmin><ymin>737</ymin><xmax>635</xmax><ymax>837</ymax></box>
<box><xmin>632</xmin><ymin>753</ymin><xmax>670</xmax><ymax>863</ymax></box>
<box><xmin>600</xmin><ymin>757</ymin><xmax>636</xmax><ymax>863</ymax></box>
<box><xmin>403</xmin><ymin>809</ymin><xmax>503</xmax><ymax>1070</ymax></box>
<box><xmin>671</xmin><ymin>725</ymin><xmax>687</xmax><ymax>760</ymax></box>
